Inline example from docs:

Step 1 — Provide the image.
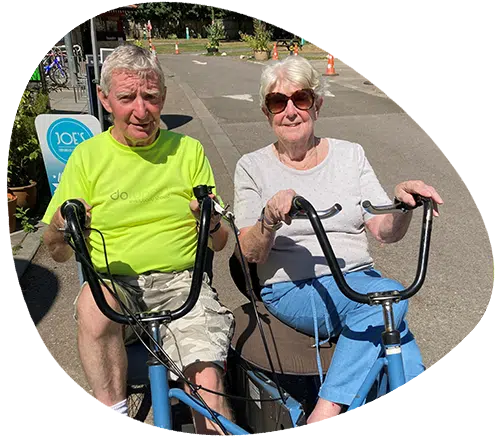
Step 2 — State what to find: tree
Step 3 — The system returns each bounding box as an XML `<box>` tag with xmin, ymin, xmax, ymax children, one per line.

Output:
<box><xmin>126</xmin><ymin>3</ymin><xmax>214</xmax><ymax>37</ymax></box>
<box><xmin>124</xmin><ymin>3</ymin><xmax>287</xmax><ymax>40</ymax></box>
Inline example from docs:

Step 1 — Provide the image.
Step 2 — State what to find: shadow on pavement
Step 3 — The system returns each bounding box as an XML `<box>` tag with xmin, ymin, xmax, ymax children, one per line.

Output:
<box><xmin>19</xmin><ymin>262</ymin><xmax>59</xmax><ymax>325</ymax></box>
<box><xmin>161</xmin><ymin>114</ymin><xmax>193</xmax><ymax>130</ymax></box>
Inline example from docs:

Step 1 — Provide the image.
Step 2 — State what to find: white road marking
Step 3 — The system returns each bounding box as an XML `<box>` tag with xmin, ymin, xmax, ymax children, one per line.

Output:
<box><xmin>192</xmin><ymin>60</ymin><xmax>207</xmax><ymax>65</ymax></box>
<box><xmin>324</xmin><ymin>91</ymin><xmax>336</xmax><ymax>97</ymax></box>
<box><xmin>222</xmin><ymin>94</ymin><xmax>254</xmax><ymax>102</ymax></box>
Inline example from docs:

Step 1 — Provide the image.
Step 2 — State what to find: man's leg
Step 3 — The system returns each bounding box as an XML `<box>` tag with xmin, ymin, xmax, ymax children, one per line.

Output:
<box><xmin>183</xmin><ymin>362</ymin><xmax>232</xmax><ymax>435</ymax></box>
<box><xmin>141</xmin><ymin>271</ymin><xmax>235</xmax><ymax>432</ymax></box>
<box><xmin>75</xmin><ymin>283</ymin><xmax>127</xmax><ymax>406</ymax></box>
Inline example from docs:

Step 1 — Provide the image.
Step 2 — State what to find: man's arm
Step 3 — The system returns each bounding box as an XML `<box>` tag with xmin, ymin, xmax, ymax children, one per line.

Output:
<box><xmin>43</xmin><ymin>207</ymin><xmax>73</xmax><ymax>262</ymax></box>
<box><xmin>209</xmin><ymin>222</ymin><xmax>228</xmax><ymax>252</ymax></box>
<box><xmin>43</xmin><ymin>199</ymin><xmax>93</xmax><ymax>262</ymax></box>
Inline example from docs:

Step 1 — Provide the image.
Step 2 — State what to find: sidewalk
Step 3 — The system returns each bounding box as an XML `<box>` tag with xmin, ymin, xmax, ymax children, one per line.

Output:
<box><xmin>48</xmin><ymin>87</ymin><xmax>89</xmax><ymax>114</ymax></box>
<box><xmin>11</xmin><ymin>87</ymin><xmax>89</xmax><ymax>280</ymax></box>
<box><xmin>426</xmin><ymin>305</ymin><xmax>496</xmax><ymax>376</ymax></box>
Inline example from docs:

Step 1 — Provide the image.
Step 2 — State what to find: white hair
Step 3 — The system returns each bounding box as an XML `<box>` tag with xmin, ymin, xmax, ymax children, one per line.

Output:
<box><xmin>99</xmin><ymin>44</ymin><xmax>165</xmax><ymax>95</ymax></box>
<box><xmin>259</xmin><ymin>56</ymin><xmax>326</xmax><ymax>107</ymax></box>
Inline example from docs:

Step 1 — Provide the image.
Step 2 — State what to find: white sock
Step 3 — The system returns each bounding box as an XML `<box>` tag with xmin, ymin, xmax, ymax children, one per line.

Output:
<box><xmin>111</xmin><ymin>398</ymin><xmax>128</xmax><ymax>415</ymax></box>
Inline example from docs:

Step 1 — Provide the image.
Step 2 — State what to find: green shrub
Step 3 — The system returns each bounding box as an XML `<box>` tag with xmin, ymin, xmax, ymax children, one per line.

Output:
<box><xmin>8</xmin><ymin>89</ymin><xmax>50</xmax><ymax>188</ymax></box>
<box><xmin>239</xmin><ymin>19</ymin><xmax>272</xmax><ymax>52</ymax></box>
<box><xmin>205</xmin><ymin>20</ymin><xmax>226</xmax><ymax>49</ymax></box>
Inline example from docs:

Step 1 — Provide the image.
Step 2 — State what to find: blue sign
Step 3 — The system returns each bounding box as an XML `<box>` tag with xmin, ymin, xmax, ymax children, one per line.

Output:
<box><xmin>46</xmin><ymin>118</ymin><xmax>94</xmax><ymax>164</ymax></box>
<box><xmin>36</xmin><ymin>114</ymin><xmax>102</xmax><ymax>195</ymax></box>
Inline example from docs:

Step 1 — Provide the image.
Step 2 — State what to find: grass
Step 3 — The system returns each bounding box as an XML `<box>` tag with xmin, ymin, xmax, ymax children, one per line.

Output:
<box><xmin>12</xmin><ymin>244</ymin><xmax>22</xmax><ymax>255</ymax></box>
<box><xmin>132</xmin><ymin>38</ymin><xmax>330</xmax><ymax>60</ymax></box>
<box><xmin>132</xmin><ymin>38</ymin><xmax>247</xmax><ymax>54</ymax></box>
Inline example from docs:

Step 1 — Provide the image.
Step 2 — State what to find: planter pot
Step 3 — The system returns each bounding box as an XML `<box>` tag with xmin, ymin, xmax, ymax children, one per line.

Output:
<box><xmin>207</xmin><ymin>47</ymin><xmax>219</xmax><ymax>54</ymax></box>
<box><xmin>7</xmin><ymin>193</ymin><xmax>17</xmax><ymax>233</ymax></box>
<box><xmin>8</xmin><ymin>180</ymin><xmax>37</xmax><ymax>211</ymax></box>
<box><xmin>254</xmin><ymin>50</ymin><xmax>270</xmax><ymax>61</ymax></box>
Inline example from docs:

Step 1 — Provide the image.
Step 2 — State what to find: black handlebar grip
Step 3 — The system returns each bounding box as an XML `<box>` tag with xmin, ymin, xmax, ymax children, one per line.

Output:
<box><xmin>396</xmin><ymin>195</ymin><xmax>425</xmax><ymax>213</ymax></box>
<box><xmin>61</xmin><ymin>199</ymin><xmax>87</xmax><ymax>228</ymax></box>
<box><xmin>193</xmin><ymin>185</ymin><xmax>214</xmax><ymax>204</ymax></box>
<box><xmin>288</xmin><ymin>196</ymin><xmax>302</xmax><ymax>217</ymax></box>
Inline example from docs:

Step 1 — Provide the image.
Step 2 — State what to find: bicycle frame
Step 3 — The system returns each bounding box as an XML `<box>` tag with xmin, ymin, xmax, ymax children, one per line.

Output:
<box><xmin>290</xmin><ymin>195</ymin><xmax>434</xmax><ymax>411</ymax></box>
<box><xmin>62</xmin><ymin>186</ymin><xmax>250</xmax><ymax>434</ymax></box>
<box><xmin>144</xmin><ymin>320</ymin><xmax>247</xmax><ymax>433</ymax></box>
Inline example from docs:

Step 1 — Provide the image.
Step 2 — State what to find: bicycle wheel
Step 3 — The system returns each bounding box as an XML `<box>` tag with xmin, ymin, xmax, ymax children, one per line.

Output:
<box><xmin>127</xmin><ymin>383</ymin><xmax>152</xmax><ymax>422</ymax></box>
<box><xmin>49</xmin><ymin>66</ymin><xmax>69</xmax><ymax>86</ymax></box>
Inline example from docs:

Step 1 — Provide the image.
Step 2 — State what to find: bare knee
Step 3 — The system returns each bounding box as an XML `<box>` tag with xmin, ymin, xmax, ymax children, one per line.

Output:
<box><xmin>184</xmin><ymin>362</ymin><xmax>232</xmax><ymax>427</ymax></box>
<box><xmin>184</xmin><ymin>362</ymin><xmax>226</xmax><ymax>408</ymax></box>
<box><xmin>76</xmin><ymin>284</ymin><xmax>122</xmax><ymax>339</ymax></box>
<box><xmin>184</xmin><ymin>362</ymin><xmax>224</xmax><ymax>391</ymax></box>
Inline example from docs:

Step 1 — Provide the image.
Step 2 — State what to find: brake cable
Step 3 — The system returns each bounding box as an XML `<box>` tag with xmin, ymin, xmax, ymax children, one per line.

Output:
<box><xmin>214</xmin><ymin>201</ymin><xmax>288</xmax><ymax>405</ymax></box>
<box><xmin>70</xmin><ymin>234</ymin><xmax>282</xmax><ymax>406</ymax></box>
<box><xmin>63</xmin><ymin>200</ymin><xmax>231</xmax><ymax>436</ymax></box>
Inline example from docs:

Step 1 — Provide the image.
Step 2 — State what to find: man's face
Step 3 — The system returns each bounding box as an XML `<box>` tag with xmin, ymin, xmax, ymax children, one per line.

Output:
<box><xmin>98</xmin><ymin>70</ymin><xmax>166</xmax><ymax>146</ymax></box>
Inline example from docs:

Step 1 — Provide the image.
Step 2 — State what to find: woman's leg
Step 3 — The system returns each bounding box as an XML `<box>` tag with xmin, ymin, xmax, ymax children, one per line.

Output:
<box><xmin>262</xmin><ymin>270</ymin><xmax>424</xmax><ymax>420</ymax></box>
<box><xmin>317</xmin><ymin>271</ymin><xmax>424</xmax><ymax>406</ymax></box>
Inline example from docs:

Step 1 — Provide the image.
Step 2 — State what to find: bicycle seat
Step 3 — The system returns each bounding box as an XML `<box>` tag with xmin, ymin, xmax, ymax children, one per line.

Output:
<box><xmin>229</xmin><ymin>252</ymin><xmax>335</xmax><ymax>376</ymax></box>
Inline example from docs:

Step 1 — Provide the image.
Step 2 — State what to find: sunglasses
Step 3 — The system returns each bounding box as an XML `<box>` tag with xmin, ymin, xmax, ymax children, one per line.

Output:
<box><xmin>265</xmin><ymin>88</ymin><xmax>315</xmax><ymax>114</ymax></box>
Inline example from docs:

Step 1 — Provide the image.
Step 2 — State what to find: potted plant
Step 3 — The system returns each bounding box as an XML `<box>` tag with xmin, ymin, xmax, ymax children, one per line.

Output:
<box><xmin>205</xmin><ymin>19</ymin><xmax>226</xmax><ymax>54</ymax></box>
<box><xmin>240</xmin><ymin>19</ymin><xmax>273</xmax><ymax>61</ymax></box>
<box><xmin>8</xmin><ymin>89</ymin><xmax>49</xmax><ymax>210</ymax></box>
<box><xmin>7</xmin><ymin>193</ymin><xmax>17</xmax><ymax>233</ymax></box>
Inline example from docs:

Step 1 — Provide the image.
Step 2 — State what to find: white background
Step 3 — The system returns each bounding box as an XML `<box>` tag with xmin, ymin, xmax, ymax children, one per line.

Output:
<box><xmin>0</xmin><ymin>0</ymin><xmax>498</xmax><ymax>439</ymax></box>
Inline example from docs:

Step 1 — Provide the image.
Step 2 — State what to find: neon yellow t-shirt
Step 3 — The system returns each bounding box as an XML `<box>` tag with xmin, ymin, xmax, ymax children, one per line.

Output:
<box><xmin>42</xmin><ymin>128</ymin><xmax>217</xmax><ymax>276</ymax></box>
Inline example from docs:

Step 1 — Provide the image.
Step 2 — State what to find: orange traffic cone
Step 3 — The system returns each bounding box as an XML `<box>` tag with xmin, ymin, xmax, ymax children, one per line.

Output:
<box><xmin>293</xmin><ymin>43</ymin><xmax>299</xmax><ymax>56</ymax></box>
<box><xmin>175</xmin><ymin>42</ymin><xmax>180</xmax><ymax>55</ymax></box>
<box><xmin>323</xmin><ymin>54</ymin><xmax>339</xmax><ymax>76</ymax></box>
<box><xmin>151</xmin><ymin>44</ymin><xmax>157</xmax><ymax>57</ymax></box>
<box><xmin>272</xmin><ymin>42</ymin><xmax>279</xmax><ymax>60</ymax></box>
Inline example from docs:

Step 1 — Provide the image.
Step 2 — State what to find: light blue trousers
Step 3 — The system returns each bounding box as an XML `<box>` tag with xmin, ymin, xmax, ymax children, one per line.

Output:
<box><xmin>261</xmin><ymin>269</ymin><xmax>425</xmax><ymax>406</ymax></box>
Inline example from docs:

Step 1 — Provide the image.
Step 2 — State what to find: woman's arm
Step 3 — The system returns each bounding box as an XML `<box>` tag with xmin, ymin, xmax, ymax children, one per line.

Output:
<box><xmin>238</xmin><ymin>189</ymin><xmax>296</xmax><ymax>263</ymax></box>
<box><xmin>366</xmin><ymin>180</ymin><xmax>443</xmax><ymax>243</ymax></box>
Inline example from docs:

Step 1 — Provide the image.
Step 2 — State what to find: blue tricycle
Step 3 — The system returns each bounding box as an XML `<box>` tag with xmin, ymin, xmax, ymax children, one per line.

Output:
<box><xmin>61</xmin><ymin>185</ymin><xmax>496</xmax><ymax>437</ymax></box>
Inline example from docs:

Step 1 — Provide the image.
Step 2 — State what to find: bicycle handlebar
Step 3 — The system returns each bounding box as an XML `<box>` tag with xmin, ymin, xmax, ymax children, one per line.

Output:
<box><xmin>289</xmin><ymin>197</ymin><xmax>343</xmax><ymax>220</ymax></box>
<box><xmin>290</xmin><ymin>195</ymin><xmax>434</xmax><ymax>304</ymax></box>
<box><xmin>61</xmin><ymin>186</ymin><xmax>214</xmax><ymax>325</ymax></box>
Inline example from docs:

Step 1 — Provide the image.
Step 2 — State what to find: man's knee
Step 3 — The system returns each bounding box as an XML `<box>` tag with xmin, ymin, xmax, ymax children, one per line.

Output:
<box><xmin>184</xmin><ymin>362</ymin><xmax>225</xmax><ymax>390</ymax></box>
<box><xmin>76</xmin><ymin>284</ymin><xmax>122</xmax><ymax>337</ymax></box>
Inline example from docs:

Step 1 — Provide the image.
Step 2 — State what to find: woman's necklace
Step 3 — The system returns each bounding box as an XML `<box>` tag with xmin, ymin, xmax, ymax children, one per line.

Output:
<box><xmin>276</xmin><ymin>138</ymin><xmax>321</xmax><ymax>170</ymax></box>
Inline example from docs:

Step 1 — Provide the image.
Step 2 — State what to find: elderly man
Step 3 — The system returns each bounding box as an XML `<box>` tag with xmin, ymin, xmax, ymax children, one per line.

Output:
<box><xmin>42</xmin><ymin>44</ymin><xmax>234</xmax><ymax>434</ymax></box>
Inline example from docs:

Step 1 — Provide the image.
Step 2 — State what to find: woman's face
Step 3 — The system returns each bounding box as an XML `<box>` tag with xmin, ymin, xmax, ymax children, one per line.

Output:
<box><xmin>263</xmin><ymin>82</ymin><xmax>323</xmax><ymax>145</ymax></box>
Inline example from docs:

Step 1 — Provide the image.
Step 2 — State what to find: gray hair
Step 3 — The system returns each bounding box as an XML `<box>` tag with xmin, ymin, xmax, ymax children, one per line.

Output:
<box><xmin>259</xmin><ymin>56</ymin><xmax>326</xmax><ymax>107</ymax></box>
<box><xmin>99</xmin><ymin>44</ymin><xmax>165</xmax><ymax>95</ymax></box>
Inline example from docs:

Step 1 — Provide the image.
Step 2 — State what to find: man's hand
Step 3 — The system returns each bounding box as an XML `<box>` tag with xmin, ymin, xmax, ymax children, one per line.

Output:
<box><xmin>189</xmin><ymin>194</ymin><xmax>222</xmax><ymax>232</ymax></box>
<box><xmin>53</xmin><ymin>198</ymin><xmax>93</xmax><ymax>237</ymax></box>
<box><xmin>44</xmin><ymin>198</ymin><xmax>92</xmax><ymax>263</ymax></box>
<box><xmin>394</xmin><ymin>180</ymin><xmax>443</xmax><ymax>217</ymax></box>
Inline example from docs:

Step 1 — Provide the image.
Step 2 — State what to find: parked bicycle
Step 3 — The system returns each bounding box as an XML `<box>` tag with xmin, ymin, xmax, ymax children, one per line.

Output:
<box><xmin>42</xmin><ymin>47</ymin><xmax>69</xmax><ymax>86</ymax></box>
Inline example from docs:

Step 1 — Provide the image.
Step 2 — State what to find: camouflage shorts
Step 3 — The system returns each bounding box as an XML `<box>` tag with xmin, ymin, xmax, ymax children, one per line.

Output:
<box><xmin>75</xmin><ymin>270</ymin><xmax>235</xmax><ymax>379</ymax></box>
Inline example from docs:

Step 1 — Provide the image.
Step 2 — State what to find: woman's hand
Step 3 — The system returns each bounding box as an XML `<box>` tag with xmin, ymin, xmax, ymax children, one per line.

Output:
<box><xmin>394</xmin><ymin>180</ymin><xmax>443</xmax><ymax>216</ymax></box>
<box><xmin>264</xmin><ymin>189</ymin><xmax>297</xmax><ymax>226</ymax></box>
<box><xmin>189</xmin><ymin>194</ymin><xmax>222</xmax><ymax>231</ymax></box>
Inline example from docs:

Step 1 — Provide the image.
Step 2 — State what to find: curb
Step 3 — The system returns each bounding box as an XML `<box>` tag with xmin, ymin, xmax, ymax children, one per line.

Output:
<box><xmin>11</xmin><ymin>223</ymin><xmax>45</xmax><ymax>279</ymax></box>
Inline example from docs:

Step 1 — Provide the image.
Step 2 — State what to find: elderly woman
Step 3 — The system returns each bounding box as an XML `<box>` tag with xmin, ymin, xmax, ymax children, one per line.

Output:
<box><xmin>233</xmin><ymin>56</ymin><xmax>443</xmax><ymax>423</ymax></box>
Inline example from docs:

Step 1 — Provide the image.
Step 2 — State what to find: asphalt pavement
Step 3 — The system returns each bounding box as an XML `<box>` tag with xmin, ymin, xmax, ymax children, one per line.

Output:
<box><xmin>16</xmin><ymin>53</ymin><xmax>493</xmax><ymax>405</ymax></box>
